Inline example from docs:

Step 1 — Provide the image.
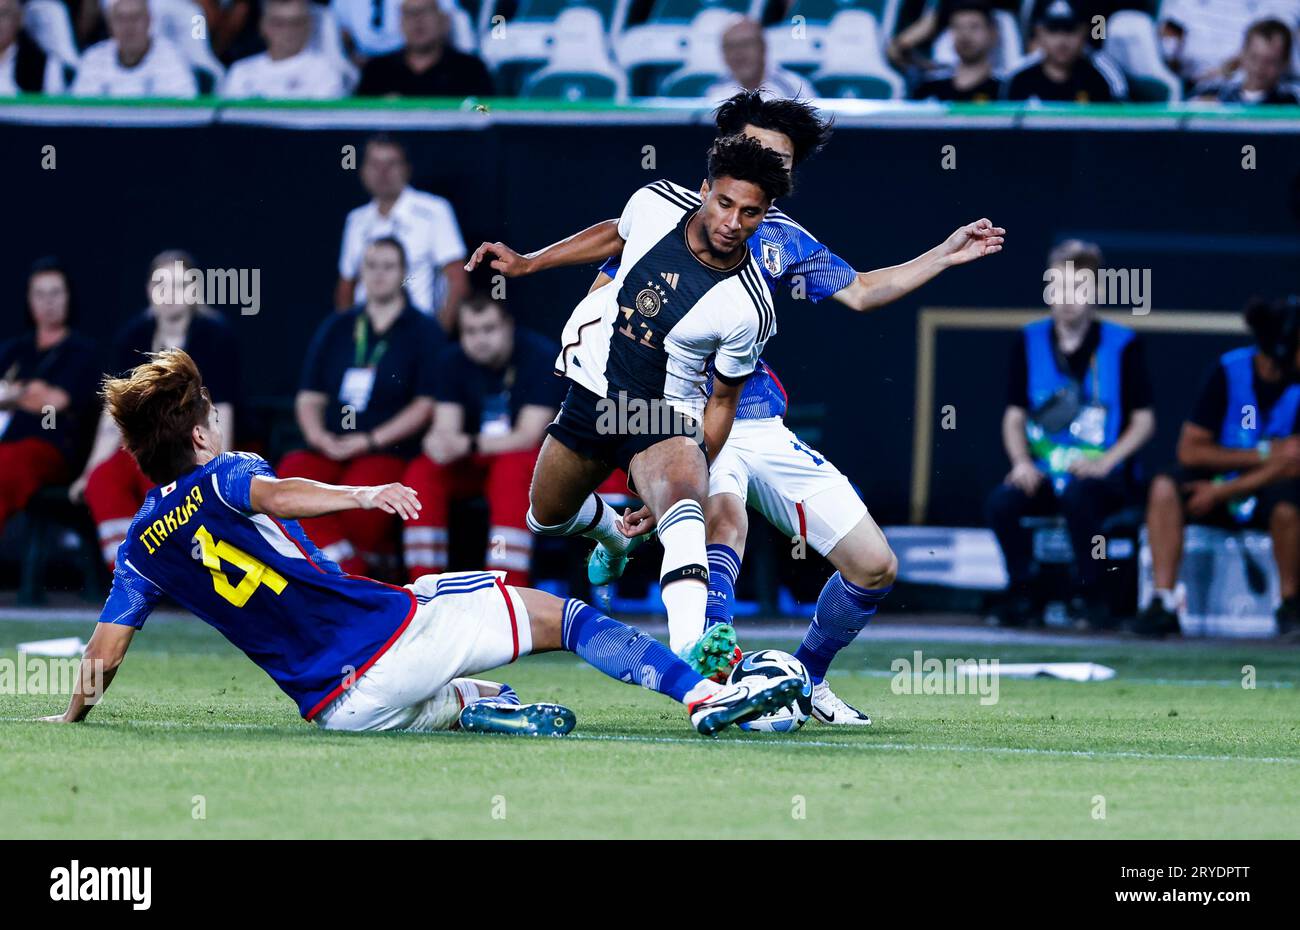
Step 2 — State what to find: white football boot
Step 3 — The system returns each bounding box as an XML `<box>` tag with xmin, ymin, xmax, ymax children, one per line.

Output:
<box><xmin>810</xmin><ymin>680</ymin><xmax>872</xmax><ymax>726</ymax></box>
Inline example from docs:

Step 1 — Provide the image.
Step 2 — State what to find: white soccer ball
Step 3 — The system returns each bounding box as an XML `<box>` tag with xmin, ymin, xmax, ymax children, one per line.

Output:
<box><xmin>728</xmin><ymin>649</ymin><xmax>813</xmax><ymax>732</ymax></box>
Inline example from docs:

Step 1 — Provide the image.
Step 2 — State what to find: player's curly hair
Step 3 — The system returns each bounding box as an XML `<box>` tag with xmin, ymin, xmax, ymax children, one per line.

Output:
<box><xmin>713</xmin><ymin>92</ymin><xmax>834</xmax><ymax>168</ymax></box>
<box><xmin>707</xmin><ymin>134</ymin><xmax>792</xmax><ymax>203</ymax></box>
<box><xmin>102</xmin><ymin>348</ymin><xmax>213</xmax><ymax>485</ymax></box>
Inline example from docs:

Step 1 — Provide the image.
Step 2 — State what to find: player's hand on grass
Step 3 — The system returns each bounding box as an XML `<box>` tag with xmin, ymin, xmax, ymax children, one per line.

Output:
<box><xmin>356</xmin><ymin>483</ymin><xmax>422</xmax><ymax>521</ymax></box>
<box><xmin>620</xmin><ymin>505</ymin><xmax>657</xmax><ymax>538</ymax></box>
<box><xmin>942</xmin><ymin>218</ymin><xmax>1005</xmax><ymax>266</ymax></box>
<box><xmin>1183</xmin><ymin>480</ymin><xmax>1222</xmax><ymax>518</ymax></box>
<box><xmin>1006</xmin><ymin>461</ymin><xmax>1044</xmax><ymax>494</ymax></box>
<box><xmin>465</xmin><ymin>241</ymin><xmax>533</xmax><ymax>277</ymax></box>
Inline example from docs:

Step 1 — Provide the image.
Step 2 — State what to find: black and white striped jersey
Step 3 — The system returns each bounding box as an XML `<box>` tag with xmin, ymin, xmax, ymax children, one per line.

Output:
<box><xmin>556</xmin><ymin>179</ymin><xmax>776</xmax><ymax>421</ymax></box>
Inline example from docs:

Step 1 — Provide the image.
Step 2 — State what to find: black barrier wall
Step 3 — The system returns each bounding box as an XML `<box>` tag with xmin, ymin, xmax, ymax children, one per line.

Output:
<box><xmin>3</xmin><ymin>120</ymin><xmax>1298</xmax><ymax>525</ymax></box>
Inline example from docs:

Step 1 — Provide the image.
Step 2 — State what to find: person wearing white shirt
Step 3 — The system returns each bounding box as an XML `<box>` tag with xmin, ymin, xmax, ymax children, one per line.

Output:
<box><xmin>0</xmin><ymin>0</ymin><xmax>66</xmax><ymax>95</ymax></box>
<box><xmin>71</xmin><ymin>0</ymin><xmax>197</xmax><ymax>98</ymax></box>
<box><xmin>336</xmin><ymin>135</ymin><xmax>470</xmax><ymax>331</ymax></box>
<box><xmin>705</xmin><ymin>18</ymin><xmax>806</xmax><ymax>104</ymax></box>
<box><xmin>1160</xmin><ymin>0</ymin><xmax>1300</xmax><ymax>84</ymax></box>
<box><xmin>221</xmin><ymin>0</ymin><xmax>346</xmax><ymax>99</ymax></box>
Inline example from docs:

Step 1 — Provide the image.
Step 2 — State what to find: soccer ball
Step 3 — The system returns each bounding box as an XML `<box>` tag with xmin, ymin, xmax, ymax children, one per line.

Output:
<box><xmin>728</xmin><ymin>649</ymin><xmax>813</xmax><ymax>732</ymax></box>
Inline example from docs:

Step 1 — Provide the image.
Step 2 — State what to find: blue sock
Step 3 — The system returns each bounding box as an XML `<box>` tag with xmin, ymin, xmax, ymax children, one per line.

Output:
<box><xmin>794</xmin><ymin>573</ymin><xmax>892</xmax><ymax>683</ymax></box>
<box><xmin>705</xmin><ymin>544</ymin><xmax>741</xmax><ymax>630</ymax></box>
<box><xmin>562</xmin><ymin>599</ymin><xmax>704</xmax><ymax>702</ymax></box>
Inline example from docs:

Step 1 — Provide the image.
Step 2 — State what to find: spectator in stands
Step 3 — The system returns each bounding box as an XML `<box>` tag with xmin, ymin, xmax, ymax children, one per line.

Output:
<box><xmin>0</xmin><ymin>260</ymin><xmax>99</xmax><ymax>538</ymax></box>
<box><xmin>73</xmin><ymin>251</ymin><xmax>238</xmax><ymax>567</ymax></box>
<box><xmin>356</xmin><ymin>0</ymin><xmax>494</xmax><ymax>98</ymax></box>
<box><xmin>71</xmin><ymin>0</ymin><xmax>198</xmax><ymax>98</ymax></box>
<box><xmin>197</xmin><ymin>0</ymin><xmax>263</xmax><ymax>65</ymax></box>
<box><xmin>402</xmin><ymin>293</ymin><xmax>562</xmax><ymax>586</ymax></box>
<box><xmin>1193</xmin><ymin>19</ymin><xmax>1300</xmax><ymax>105</ymax></box>
<box><xmin>221</xmin><ymin>0</ymin><xmax>346</xmax><ymax>99</ymax></box>
<box><xmin>986</xmin><ymin>240</ymin><xmax>1155</xmax><ymax>629</ymax></box>
<box><xmin>336</xmin><ymin>135</ymin><xmax>470</xmax><ymax>331</ymax></box>
<box><xmin>911</xmin><ymin>0</ymin><xmax>1001</xmax><ymax>101</ymax></box>
<box><xmin>281</xmin><ymin>237</ymin><xmax>442</xmax><ymax>576</ymax></box>
<box><xmin>1139</xmin><ymin>297</ymin><xmax>1300</xmax><ymax>640</ymax></box>
<box><xmin>705</xmin><ymin>18</ymin><xmax>805</xmax><ymax>103</ymax></box>
<box><xmin>1002</xmin><ymin>0</ymin><xmax>1127</xmax><ymax>102</ymax></box>
<box><xmin>1160</xmin><ymin>0</ymin><xmax>1300</xmax><ymax>87</ymax></box>
<box><xmin>0</xmin><ymin>0</ymin><xmax>67</xmax><ymax>94</ymax></box>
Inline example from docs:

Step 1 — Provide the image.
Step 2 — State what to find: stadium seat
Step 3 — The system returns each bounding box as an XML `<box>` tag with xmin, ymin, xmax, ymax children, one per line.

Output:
<box><xmin>16</xmin><ymin>487</ymin><xmax>107</xmax><ymax>607</ymax></box>
<box><xmin>615</xmin><ymin>0</ymin><xmax>762</xmax><ymax>97</ymax></box>
<box><xmin>305</xmin><ymin>5</ymin><xmax>359</xmax><ymax>93</ymax></box>
<box><xmin>153</xmin><ymin>0</ymin><xmax>225</xmax><ymax>92</ymax></box>
<box><xmin>930</xmin><ymin>9</ymin><xmax>1026</xmax><ymax>73</ymax></box>
<box><xmin>765</xmin><ymin>0</ymin><xmax>899</xmax><ymax>76</ymax></box>
<box><xmin>656</xmin><ymin>7</ymin><xmax>746</xmax><ymax>97</ymax></box>
<box><xmin>478</xmin><ymin>0</ymin><xmax>616</xmax><ymax>95</ymax></box>
<box><xmin>22</xmin><ymin>0</ymin><xmax>80</xmax><ymax>67</ymax></box>
<box><xmin>809</xmin><ymin>10</ymin><xmax>903</xmax><ymax>99</ymax></box>
<box><xmin>1103</xmin><ymin>10</ymin><xmax>1181</xmax><ymax>102</ymax></box>
<box><xmin>520</xmin><ymin>7</ymin><xmax>627</xmax><ymax>101</ymax></box>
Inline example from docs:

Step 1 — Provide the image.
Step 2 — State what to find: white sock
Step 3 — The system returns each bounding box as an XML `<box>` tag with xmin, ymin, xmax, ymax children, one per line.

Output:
<box><xmin>1155</xmin><ymin>588</ymin><xmax>1178</xmax><ymax>611</ymax></box>
<box><xmin>526</xmin><ymin>493</ymin><xmax>629</xmax><ymax>555</ymax></box>
<box><xmin>657</xmin><ymin>499</ymin><xmax>709</xmax><ymax>653</ymax></box>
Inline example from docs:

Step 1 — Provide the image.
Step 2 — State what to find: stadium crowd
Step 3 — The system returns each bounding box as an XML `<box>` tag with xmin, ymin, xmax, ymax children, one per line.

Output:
<box><xmin>2</xmin><ymin>0</ymin><xmax>1299</xmax><ymax>103</ymax></box>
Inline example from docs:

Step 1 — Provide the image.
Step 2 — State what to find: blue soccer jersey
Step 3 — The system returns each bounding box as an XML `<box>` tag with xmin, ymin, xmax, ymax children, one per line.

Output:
<box><xmin>98</xmin><ymin>452</ymin><xmax>415</xmax><ymax>719</ymax></box>
<box><xmin>599</xmin><ymin>203</ymin><xmax>855</xmax><ymax>420</ymax></box>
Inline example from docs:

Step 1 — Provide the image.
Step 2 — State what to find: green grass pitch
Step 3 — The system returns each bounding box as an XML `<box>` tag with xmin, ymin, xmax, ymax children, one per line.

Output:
<box><xmin>1</xmin><ymin>616</ymin><xmax>1297</xmax><ymax>839</ymax></box>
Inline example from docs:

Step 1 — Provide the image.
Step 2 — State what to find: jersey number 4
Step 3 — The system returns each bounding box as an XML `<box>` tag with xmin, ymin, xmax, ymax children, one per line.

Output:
<box><xmin>195</xmin><ymin>525</ymin><xmax>288</xmax><ymax>608</ymax></box>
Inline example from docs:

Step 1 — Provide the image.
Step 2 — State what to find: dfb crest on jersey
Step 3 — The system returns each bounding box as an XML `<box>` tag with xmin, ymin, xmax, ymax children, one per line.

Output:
<box><xmin>635</xmin><ymin>281</ymin><xmax>666</xmax><ymax>318</ymax></box>
<box><xmin>760</xmin><ymin>240</ymin><xmax>782</xmax><ymax>277</ymax></box>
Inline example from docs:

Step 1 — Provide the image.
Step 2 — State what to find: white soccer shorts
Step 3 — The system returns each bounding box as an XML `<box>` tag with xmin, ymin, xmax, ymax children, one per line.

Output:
<box><xmin>709</xmin><ymin>417</ymin><xmax>868</xmax><ymax>558</ymax></box>
<box><xmin>314</xmin><ymin>571</ymin><xmax>533</xmax><ymax>732</ymax></box>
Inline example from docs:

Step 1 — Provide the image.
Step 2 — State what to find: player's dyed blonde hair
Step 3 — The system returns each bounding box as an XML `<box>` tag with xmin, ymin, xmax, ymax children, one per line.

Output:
<box><xmin>102</xmin><ymin>348</ymin><xmax>213</xmax><ymax>485</ymax></box>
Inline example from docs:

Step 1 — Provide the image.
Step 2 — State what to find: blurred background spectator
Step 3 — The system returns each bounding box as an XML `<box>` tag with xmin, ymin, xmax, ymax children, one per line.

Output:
<box><xmin>72</xmin><ymin>0</ymin><xmax>197</xmax><ymax>98</ymax></box>
<box><xmin>1141</xmin><ymin>298</ymin><xmax>1300</xmax><ymax>639</ymax></box>
<box><xmin>911</xmin><ymin>0</ymin><xmax>1001</xmax><ymax>101</ymax></box>
<box><xmin>0</xmin><ymin>260</ymin><xmax>98</xmax><ymax>538</ymax></box>
<box><xmin>72</xmin><ymin>251</ymin><xmax>238</xmax><ymax>568</ymax></box>
<box><xmin>356</xmin><ymin>0</ymin><xmax>492</xmax><ymax>98</ymax></box>
<box><xmin>0</xmin><ymin>0</ymin><xmax>66</xmax><ymax>94</ymax></box>
<box><xmin>402</xmin><ymin>293</ymin><xmax>562</xmax><ymax>586</ymax></box>
<box><xmin>987</xmin><ymin>240</ymin><xmax>1154</xmax><ymax>630</ymax></box>
<box><xmin>1160</xmin><ymin>0</ymin><xmax>1300</xmax><ymax>88</ymax></box>
<box><xmin>705</xmin><ymin>17</ymin><xmax>804</xmax><ymax>103</ymax></box>
<box><xmin>1193</xmin><ymin>18</ymin><xmax>1300</xmax><ymax>104</ymax></box>
<box><xmin>221</xmin><ymin>0</ymin><xmax>345</xmax><ymax>98</ymax></box>
<box><xmin>1003</xmin><ymin>0</ymin><xmax>1128</xmax><ymax>101</ymax></box>
<box><xmin>282</xmin><ymin>237</ymin><xmax>441</xmax><ymax>576</ymax></box>
<box><xmin>336</xmin><ymin>135</ymin><xmax>470</xmax><ymax>331</ymax></box>
<box><xmin>332</xmin><ymin>0</ymin><xmax>404</xmax><ymax>61</ymax></box>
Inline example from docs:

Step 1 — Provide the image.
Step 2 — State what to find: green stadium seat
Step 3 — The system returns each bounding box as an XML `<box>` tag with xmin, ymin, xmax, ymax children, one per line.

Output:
<box><xmin>522</xmin><ymin>72</ymin><xmax>621</xmax><ymax>100</ymax></box>
<box><xmin>517</xmin><ymin>0</ymin><xmax>618</xmax><ymax>27</ymax></box>
<box><xmin>786</xmin><ymin>0</ymin><xmax>891</xmax><ymax>26</ymax></box>
<box><xmin>658</xmin><ymin>70</ymin><xmax>722</xmax><ymax>97</ymax></box>
<box><xmin>1127</xmin><ymin>74</ymin><xmax>1173</xmax><ymax>101</ymax></box>
<box><xmin>648</xmin><ymin>0</ymin><xmax>755</xmax><ymax>23</ymax></box>
<box><xmin>812</xmin><ymin>74</ymin><xmax>898</xmax><ymax>98</ymax></box>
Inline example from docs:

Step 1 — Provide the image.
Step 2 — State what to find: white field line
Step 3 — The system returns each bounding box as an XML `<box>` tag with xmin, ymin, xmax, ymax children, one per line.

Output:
<box><xmin>2</xmin><ymin>715</ymin><xmax>1297</xmax><ymax>766</ymax></box>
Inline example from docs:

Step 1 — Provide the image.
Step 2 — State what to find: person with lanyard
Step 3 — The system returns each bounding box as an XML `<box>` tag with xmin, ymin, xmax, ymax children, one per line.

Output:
<box><xmin>72</xmin><ymin>250</ymin><xmax>239</xmax><ymax>569</ymax></box>
<box><xmin>1139</xmin><ymin>297</ymin><xmax>1300</xmax><ymax>641</ymax></box>
<box><xmin>0</xmin><ymin>259</ymin><xmax>99</xmax><ymax>537</ymax></box>
<box><xmin>280</xmin><ymin>237</ymin><xmax>444</xmax><ymax>577</ymax></box>
<box><xmin>987</xmin><ymin>240</ymin><xmax>1155</xmax><ymax>630</ymax></box>
<box><xmin>402</xmin><ymin>292</ymin><xmax>564</xmax><ymax>587</ymax></box>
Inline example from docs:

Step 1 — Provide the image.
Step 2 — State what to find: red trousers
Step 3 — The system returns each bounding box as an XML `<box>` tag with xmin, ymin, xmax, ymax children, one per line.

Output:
<box><xmin>277</xmin><ymin>451</ymin><xmax>407</xmax><ymax>575</ymax></box>
<box><xmin>84</xmin><ymin>447</ymin><xmax>153</xmax><ymax>568</ymax></box>
<box><xmin>402</xmin><ymin>449</ymin><xmax>538</xmax><ymax>586</ymax></box>
<box><xmin>0</xmin><ymin>438</ymin><xmax>68</xmax><ymax>537</ymax></box>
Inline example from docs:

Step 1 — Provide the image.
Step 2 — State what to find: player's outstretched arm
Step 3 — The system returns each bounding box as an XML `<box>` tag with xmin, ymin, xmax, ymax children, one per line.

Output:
<box><xmin>41</xmin><ymin>622</ymin><xmax>136</xmax><ymax>723</ymax></box>
<box><xmin>464</xmin><ymin>219</ymin><xmax>624</xmax><ymax>278</ymax></box>
<box><xmin>832</xmin><ymin>218</ymin><xmax>1006</xmax><ymax>313</ymax></box>
<box><xmin>248</xmin><ymin>476</ymin><xmax>421</xmax><ymax>522</ymax></box>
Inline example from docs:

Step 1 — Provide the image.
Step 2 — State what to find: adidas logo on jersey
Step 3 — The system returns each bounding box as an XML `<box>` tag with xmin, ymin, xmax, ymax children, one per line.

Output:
<box><xmin>660</xmin><ymin>271</ymin><xmax>679</xmax><ymax>289</ymax></box>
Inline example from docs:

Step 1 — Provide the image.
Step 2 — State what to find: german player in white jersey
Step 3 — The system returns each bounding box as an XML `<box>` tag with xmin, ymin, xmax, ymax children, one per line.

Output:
<box><xmin>483</xmin><ymin>136</ymin><xmax>790</xmax><ymax>676</ymax></box>
<box><xmin>467</xmin><ymin>94</ymin><xmax>1005</xmax><ymax>714</ymax></box>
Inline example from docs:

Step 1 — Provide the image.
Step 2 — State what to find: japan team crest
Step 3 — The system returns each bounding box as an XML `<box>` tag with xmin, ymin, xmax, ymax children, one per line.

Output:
<box><xmin>761</xmin><ymin>240</ymin><xmax>782</xmax><ymax>276</ymax></box>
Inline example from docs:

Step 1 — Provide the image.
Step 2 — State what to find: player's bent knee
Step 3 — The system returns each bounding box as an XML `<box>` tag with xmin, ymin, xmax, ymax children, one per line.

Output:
<box><xmin>840</xmin><ymin>542</ymin><xmax>898</xmax><ymax>590</ymax></box>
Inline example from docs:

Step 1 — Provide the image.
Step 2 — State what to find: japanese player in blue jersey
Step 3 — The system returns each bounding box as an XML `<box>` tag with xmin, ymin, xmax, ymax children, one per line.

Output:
<box><xmin>40</xmin><ymin>349</ymin><xmax>804</xmax><ymax>736</ymax></box>
<box><xmin>466</xmin><ymin>93</ymin><xmax>1005</xmax><ymax>718</ymax></box>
